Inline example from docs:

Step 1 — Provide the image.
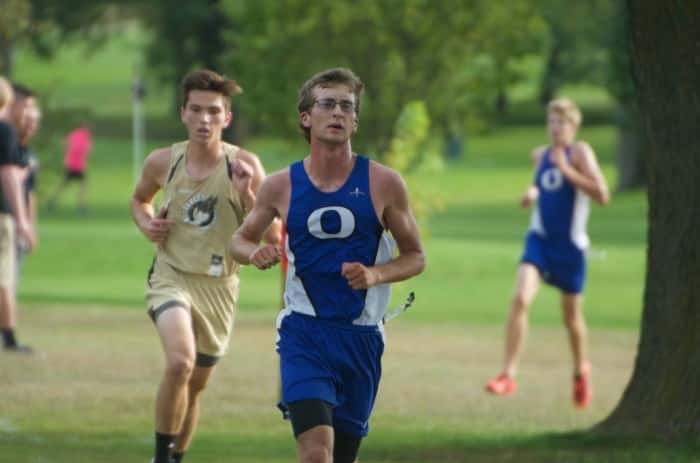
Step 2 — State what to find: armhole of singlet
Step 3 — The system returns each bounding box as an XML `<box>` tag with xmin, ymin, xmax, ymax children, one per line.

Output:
<box><xmin>224</xmin><ymin>145</ymin><xmax>246</xmax><ymax>223</ymax></box>
<box><xmin>224</xmin><ymin>144</ymin><xmax>241</xmax><ymax>182</ymax></box>
<box><xmin>166</xmin><ymin>151</ymin><xmax>185</xmax><ymax>185</ymax></box>
<box><xmin>226</xmin><ymin>153</ymin><xmax>233</xmax><ymax>181</ymax></box>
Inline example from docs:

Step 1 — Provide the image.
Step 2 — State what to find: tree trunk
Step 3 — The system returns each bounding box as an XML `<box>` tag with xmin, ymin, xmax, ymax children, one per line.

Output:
<box><xmin>1</xmin><ymin>39</ymin><xmax>14</xmax><ymax>78</ymax></box>
<box><xmin>615</xmin><ymin>100</ymin><xmax>647</xmax><ymax>191</ymax></box>
<box><xmin>539</xmin><ymin>42</ymin><xmax>561</xmax><ymax>106</ymax></box>
<box><xmin>173</xmin><ymin>74</ymin><xmax>181</xmax><ymax>117</ymax></box>
<box><xmin>597</xmin><ymin>1</ymin><xmax>700</xmax><ymax>437</ymax></box>
<box><xmin>223</xmin><ymin>99</ymin><xmax>247</xmax><ymax>146</ymax></box>
<box><xmin>495</xmin><ymin>87</ymin><xmax>508</xmax><ymax>116</ymax></box>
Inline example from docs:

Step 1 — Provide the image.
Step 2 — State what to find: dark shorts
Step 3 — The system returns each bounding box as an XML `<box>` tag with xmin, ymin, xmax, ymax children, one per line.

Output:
<box><xmin>276</xmin><ymin>311</ymin><xmax>384</xmax><ymax>437</ymax></box>
<box><xmin>65</xmin><ymin>169</ymin><xmax>85</xmax><ymax>181</ymax></box>
<box><xmin>521</xmin><ymin>232</ymin><xmax>586</xmax><ymax>294</ymax></box>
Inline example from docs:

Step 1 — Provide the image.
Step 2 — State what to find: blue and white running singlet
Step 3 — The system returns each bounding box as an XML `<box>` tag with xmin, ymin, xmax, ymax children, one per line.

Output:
<box><xmin>522</xmin><ymin>147</ymin><xmax>589</xmax><ymax>293</ymax></box>
<box><xmin>275</xmin><ymin>154</ymin><xmax>393</xmax><ymax>437</ymax></box>
<box><xmin>282</xmin><ymin>154</ymin><xmax>393</xmax><ymax>325</ymax></box>
<box><xmin>527</xmin><ymin>147</ymin><xmax>590</xmax><ymax>247</ymax></box>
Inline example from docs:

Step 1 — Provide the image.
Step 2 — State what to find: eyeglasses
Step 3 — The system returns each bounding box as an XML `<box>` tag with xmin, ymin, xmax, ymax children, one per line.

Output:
<box><xmin>314</xmin><ymin>98</ymin><xmax>356</xmax><ymax>113</ymax></box>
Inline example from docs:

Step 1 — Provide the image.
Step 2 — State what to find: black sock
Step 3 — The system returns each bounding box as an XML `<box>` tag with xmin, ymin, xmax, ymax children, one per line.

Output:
<box><xmin>2</xmin><ymin>328</ymin><xmax>17</xmax><ymax>348</ymax></box>
<box><xmin>172</xmin><ymin>451</ymin><xmax>185</xmax><ymax>462</ymax></box>
<box><xmin>155</xmin><ymin>432</ymin><xmax>176</xmax><ymax>463</ymax></box>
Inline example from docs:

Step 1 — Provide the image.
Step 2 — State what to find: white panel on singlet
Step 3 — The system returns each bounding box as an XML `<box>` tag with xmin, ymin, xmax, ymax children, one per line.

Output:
<box><xmin>353</xmin><ymin>232</ymin><xmax>395</xmax><ymax>326</ymax></box>
<box><xmin>570</xmin><ymin>189</ymin><xmax>591</xmax><ymax>250</ymax></box>
<box><xmin>528</xmin><ymin>204</ymin><xmax>546</xmax><ymax>236</ymax></box>
<box><xmin>282</xmin><ymin>237</ymin><xmax>316</xmax><ymax>317</ymax></box>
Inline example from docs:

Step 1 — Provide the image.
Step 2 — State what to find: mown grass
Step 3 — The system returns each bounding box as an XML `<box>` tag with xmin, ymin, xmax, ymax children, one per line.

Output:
<box><xmin>3</xmin><ymin>308</ymin><xmax>687</xmax><ymax>463</ymax></box>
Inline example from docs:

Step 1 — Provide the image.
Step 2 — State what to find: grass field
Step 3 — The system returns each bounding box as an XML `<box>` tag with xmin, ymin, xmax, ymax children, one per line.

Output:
<box><xmin>7</xmin><ymin>309</ymin><xmax>698</xmax><ymax>463</ymax></box>
<box><xmin>3</xmin><ymin>31</ymin><xmax>675</xmax><ymax>463</ymax></box>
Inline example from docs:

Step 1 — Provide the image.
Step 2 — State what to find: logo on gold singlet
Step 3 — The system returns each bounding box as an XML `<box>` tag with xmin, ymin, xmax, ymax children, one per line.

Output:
<box><xmin>182</xmin><ymin>194</ymin><xmax>218</xmax><ymax>228</ymax></box>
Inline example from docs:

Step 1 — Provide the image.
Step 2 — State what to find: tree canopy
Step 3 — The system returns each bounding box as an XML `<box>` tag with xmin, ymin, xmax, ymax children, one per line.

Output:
<box><xmin>221</xmin><ymin>0</ymin><xmax>547</xmax><ymax>151</ymax></box>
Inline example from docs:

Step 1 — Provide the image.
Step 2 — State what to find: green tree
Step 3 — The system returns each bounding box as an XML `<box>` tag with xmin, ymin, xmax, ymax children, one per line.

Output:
<box><xmin>139</xmin><ymin>0</ymin><xmax>230</xmax><ymax>113</ymax></box>
<box><xmin>0</xmin><ymin>0</ymin><xmax>32</xmax><ymax>76</ymax></box>
<box><xmin>535</xmin><ymin>0</ymin><xmax>615</xmax><ymax>104</ymax></box>
<box><xmin>384</xmin><ymin>101</ymin><xmax>445</xmax><ymax>231</ymax></box>
<box><xmin>222</xmin><ymin>0</ymin><xmax>546</xmax><ymax>153</ymax></box>
<box><xmin>2</xmin><ymin>0</ymin><xmax>122</xmax><ymax>78</ymax></box>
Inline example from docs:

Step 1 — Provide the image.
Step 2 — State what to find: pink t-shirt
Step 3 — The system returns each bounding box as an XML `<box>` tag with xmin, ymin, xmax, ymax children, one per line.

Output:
<box><xmin>64</xmin><ymin>127</ymin><xmax>92</xmax><ymax>172</ymax></box>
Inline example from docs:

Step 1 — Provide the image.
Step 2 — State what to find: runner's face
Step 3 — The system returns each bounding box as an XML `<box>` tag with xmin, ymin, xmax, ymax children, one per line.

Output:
<box><xmin>301</xmin><ymin>85</ymin><xmax>357</xmax><ymax>145</ymax></box>
<box><xmin>547</xmin><ymin>113</ymin><xmax>577</xmax><ymax>146</ymax></box>
<box><xmin>181</xmin><ymin>90</ymin><xmax>232</xmax><ymax>143</ymax></box>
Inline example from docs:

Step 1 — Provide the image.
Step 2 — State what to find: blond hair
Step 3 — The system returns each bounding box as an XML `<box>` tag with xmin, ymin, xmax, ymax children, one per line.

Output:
<box><xmin>547</xmin><ymin>98</ymin><xmax>582</xmax><ymax>127</ymax></box>
<box><xmin>0</xmin><ymin>77</ymin><xmax>13</xmax><ymax>111</ymax></box>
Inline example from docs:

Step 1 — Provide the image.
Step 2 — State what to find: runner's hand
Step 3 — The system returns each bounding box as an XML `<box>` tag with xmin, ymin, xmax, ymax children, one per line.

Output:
<box><xmin>341</xmin><ymin>262</ymin><xmax>379</xmax><ymax>289</ymax></box>
<box><xmin>249</xmin><ymin>244</ymin><xmax>282</xmax><ymax>270</ymax></box>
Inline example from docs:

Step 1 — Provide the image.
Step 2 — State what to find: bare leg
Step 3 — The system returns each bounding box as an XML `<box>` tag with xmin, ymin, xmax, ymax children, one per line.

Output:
<box><xmin>48</xmin><ymin>178</ymin><xmax>68</xmax><ymax>209</ymax></box>
<box><xmin>77</xmin><ymin>178</ymin><xmax>88</xmax><ymax>211</ymax></box>
<box><xmin>154</xmin><ymin>306</ymin><xmax>196</xmax><ymax>434</ymax></box>
<box><xmin>560</xmin><ymin>292</ymin><xmax>588</xmax><ymax>375</ymax></box>
<box><xmin>173</xmin><ymin>364</ymin><xmax>216</xmax><ymax>453</ymax></box>
<box><xmin>0</xmin><ymin>285</ymin><xmax>16</xmax><ymax>330</ymax></box>
<box><xmin>0</xmin><ymin>220</ymin><xmax>23</xmax><ymax>350</ymax></box>
<box><xmin>502</xmin><ymin>263</ymin><xmax>541</xmax><ymax>377</ymax></box>
<box><xmin>297</xmin><ymin>425</ymin><xmax>334</xmax><ymax>463</ymax></box>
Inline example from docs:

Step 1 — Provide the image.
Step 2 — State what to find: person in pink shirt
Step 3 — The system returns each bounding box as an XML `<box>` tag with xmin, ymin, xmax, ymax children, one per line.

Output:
<box><xmin>48</xmin><ymin>124</ymin><xmax>93</xmax><ymax>213</ymax></box>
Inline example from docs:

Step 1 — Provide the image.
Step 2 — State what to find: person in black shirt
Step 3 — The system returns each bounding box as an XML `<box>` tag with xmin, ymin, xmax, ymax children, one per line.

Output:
<box><xmin>14</xmin><ymin>88</ymin><xmax>41</xmax><ymax>273</ymax></box>
<box><xmin>0</xmin><ymin>78</ymin><xmax>35</xmax><ymax>353</ymax></box>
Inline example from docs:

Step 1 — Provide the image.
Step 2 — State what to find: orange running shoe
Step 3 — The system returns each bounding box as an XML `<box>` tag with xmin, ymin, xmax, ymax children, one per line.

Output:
<box><xmin>485</xmin><ymin>373</ymin><xmax>517</xmax><ymax>396</ymax></box>
<box><xmin>573</xmin><ymin>363</ymin><xmax>592</xmax><ymax>409</ymax></box>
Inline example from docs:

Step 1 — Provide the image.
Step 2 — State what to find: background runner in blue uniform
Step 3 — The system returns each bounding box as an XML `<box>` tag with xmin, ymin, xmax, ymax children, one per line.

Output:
<box><xmin>232</xmin><ymin>68</ymin><xmax>425</xmax><ymax>463</ymax></box>
<box><xmin>485</xmin><ymin>98</ymin><xmax>610</xmax><ymax>409</ymax></box>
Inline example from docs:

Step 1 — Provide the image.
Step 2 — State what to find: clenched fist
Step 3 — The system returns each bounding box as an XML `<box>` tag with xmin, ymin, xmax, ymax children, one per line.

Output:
<box><xmin>341</xmin><ymin>262</ymin><xmax>379</xmax><ymax>290</ymax></box>
<box><xmin>249</xmin><ymin>244</ymin><xmax>282</xmax><ymax>270</ymax></box>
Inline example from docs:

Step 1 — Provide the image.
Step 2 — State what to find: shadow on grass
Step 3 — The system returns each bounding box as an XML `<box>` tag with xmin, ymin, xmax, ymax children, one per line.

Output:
<box><xmin>0</xmin><ymin>432</ymin><xmax>292</xmax><ymax>463</ymax></box>
<box><xmin>362</xmin><ymin>430</ymin><xmax>700</xmax><ymax>463</ymax></box>
<box><xmin>2</xmin><ymin>430</ymin><xmax>697</xmax><ymax>463</ymax></box>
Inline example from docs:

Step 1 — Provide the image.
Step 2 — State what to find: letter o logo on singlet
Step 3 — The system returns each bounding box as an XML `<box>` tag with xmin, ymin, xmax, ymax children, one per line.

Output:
<box><xmin>307</xmin><ymin>206</ymin><xmax>355</xmax><ymax>239</ymax></box>
<box><xmin>541</xmin><ymin>167</ymin><xmax>564</xmax><ymax>191</ymax></box>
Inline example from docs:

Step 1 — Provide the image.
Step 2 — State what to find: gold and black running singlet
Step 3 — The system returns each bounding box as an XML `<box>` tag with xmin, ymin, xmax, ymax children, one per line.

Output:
<box><xmin>156</xmin><ymin>141</ymin><xmax>246</xmax><ymax>278</ymax></box>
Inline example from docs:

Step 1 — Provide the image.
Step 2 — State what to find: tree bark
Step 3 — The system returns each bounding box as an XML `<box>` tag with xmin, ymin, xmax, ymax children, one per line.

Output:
<box><xmin>597</xmin><ymin>1</ymin><xmax>700</xmax><ymax>437</ymax></box>
<box><xmin>615</xmin><ymin>101</ymin><xmax>647</xmax><ymax>191</ymax></box>
<box><xmin>495</xmin><ymin>87</ymin><xmax>508</xmax><ymax>116</ymax></box>
<box><xmin>609</xmin><ymin>1</ymin><xmax>647</xmax><ymax>192</ymax></box>
<box><xmin>539</xmin><ymin>42</ymin><xmax>561</xmax><ymax>106</ymax></box>
<box><xmin>1</xmin><ymin>39</ymin><xmax>14</xmax><ymax>78</ymax></box>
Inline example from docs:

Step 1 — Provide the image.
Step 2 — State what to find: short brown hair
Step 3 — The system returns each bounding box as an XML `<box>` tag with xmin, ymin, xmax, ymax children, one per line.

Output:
<box><xmin>547</xmin><ymin>98</ymin><xmax>582</xmax><ymax>127</ymax></box>
<box><xmin>12</xmin><ymin>83</ymin><xmax>34</xmax><ymax>101</ymax></box>
<box><xmin>181</xmin><ymin>69</ymin><xmax>242</xmax><ymax>109</ymax></box>
<box><xmin>0</xmin><ymin>77</ymin><xmax>13</xmax><ymax>111</ymax></box>
<box><xmin>297</xmin><ymin>68</ymin><xmax>363</xmax><ymax>142</ymax></box>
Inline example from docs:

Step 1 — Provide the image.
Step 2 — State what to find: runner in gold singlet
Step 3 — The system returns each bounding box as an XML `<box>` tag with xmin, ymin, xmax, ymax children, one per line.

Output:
<box><xmin>131</xmin><ymin>69</ymin><xmax>280</xmax><ymax>463</ymax></box>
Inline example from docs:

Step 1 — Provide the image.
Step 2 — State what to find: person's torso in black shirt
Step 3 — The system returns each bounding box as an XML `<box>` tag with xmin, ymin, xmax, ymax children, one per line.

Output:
<box><xmin>0</xmin><ymin>120</ymin><xmax>22</xmax><ymax>214</ymax></box>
